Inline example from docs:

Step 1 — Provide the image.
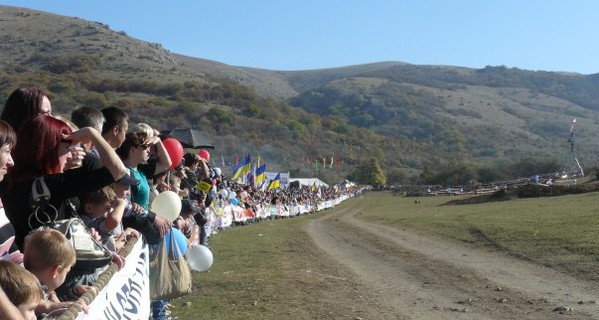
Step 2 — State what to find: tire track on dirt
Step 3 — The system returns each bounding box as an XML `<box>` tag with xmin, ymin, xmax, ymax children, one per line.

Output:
<box><xmin>306</xmin><ymin>204</ymin><xmax>599</xmax><ymax>319</ymax></box>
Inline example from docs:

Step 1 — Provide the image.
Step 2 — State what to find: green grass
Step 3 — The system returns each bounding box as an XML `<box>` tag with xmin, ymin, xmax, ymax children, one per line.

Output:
<box><xmin>175</xmin><ymin>220</ymin><xmax>304</xmax><ymax>319</ymax></box>
<box><xmin>173</xmin><ymin>212</ymin><xmax>364</xmax><ymax>320</ymax></box>
<box><xmin>172</xmin><ymin>191</ymin><xmax>599</xmax><ymax>319</ymax></box>
<box><xmin>355</xmin><ymin>191</ymin><xmax>599</xmax><ymax>277</ymax></box>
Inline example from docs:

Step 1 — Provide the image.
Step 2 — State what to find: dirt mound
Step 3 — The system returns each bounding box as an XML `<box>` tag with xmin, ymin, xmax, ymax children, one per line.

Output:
<box><xmin>444</xmin><ymin>182</ymin><xmax>599</xmax><ymax>206</ymax></box>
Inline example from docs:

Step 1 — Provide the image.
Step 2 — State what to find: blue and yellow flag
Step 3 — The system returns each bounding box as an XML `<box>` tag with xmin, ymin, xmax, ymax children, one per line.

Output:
<box><xmin>231</xmin><ymin>154</ymin><xmax>251</xmax><ymax>180</ymax></box>
<box><xmin>255</xmin><ymin>164</ymin><xmax>266</xmax><ymax>185</ymax></box>
<box><xmin>267</xmin><ymin>173</ymin><xmax>281</xmax><ymax>191</ymax></box>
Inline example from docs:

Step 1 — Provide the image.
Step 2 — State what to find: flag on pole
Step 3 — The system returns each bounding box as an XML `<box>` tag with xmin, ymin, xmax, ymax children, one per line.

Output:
<box><xmin>231</xmin><ymin>154</ymin><xmax>251</xmax><ymax>180</ymax></box>
<box><xmin>267</xmin><ymin>173</ymin><xmax>281</xmax><ymax>191</ymax></box>
<box><xmin>255</xmin><ymin>164</ymin><xmax>266</xmax><ymax>185</ymax></box>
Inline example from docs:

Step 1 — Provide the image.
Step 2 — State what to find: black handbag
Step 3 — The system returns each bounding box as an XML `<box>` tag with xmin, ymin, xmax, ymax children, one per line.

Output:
<box><xmin>28</xmin><ymin>177</ymin><xmax>113</xmax><ymax>269</ymax></box>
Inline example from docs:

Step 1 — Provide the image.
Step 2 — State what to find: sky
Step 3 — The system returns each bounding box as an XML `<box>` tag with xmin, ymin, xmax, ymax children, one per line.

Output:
<box><xmin>3</xmin><ymin>1</ymin><xmax>599</xmax><ymax>74</ymax></box>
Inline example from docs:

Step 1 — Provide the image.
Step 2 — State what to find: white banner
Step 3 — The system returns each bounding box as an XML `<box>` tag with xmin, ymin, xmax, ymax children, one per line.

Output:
<box><xmin>76</xmin><ymin>240</ymin><xmax>150</xmax><ymax>320</ymax></box>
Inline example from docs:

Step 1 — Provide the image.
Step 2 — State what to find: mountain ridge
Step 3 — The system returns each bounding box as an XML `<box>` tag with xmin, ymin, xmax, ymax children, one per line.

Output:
<box><xmin>2</xmin><ymin>5</ymin><xmax>598</xmax><ymax>185</ymax></box>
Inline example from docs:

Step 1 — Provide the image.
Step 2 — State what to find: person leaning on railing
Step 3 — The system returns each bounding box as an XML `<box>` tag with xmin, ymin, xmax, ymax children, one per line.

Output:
<box><xmin>1</xmin><ymin>115</ymin><xmax>127</xmax><ymax>250</ymax></box>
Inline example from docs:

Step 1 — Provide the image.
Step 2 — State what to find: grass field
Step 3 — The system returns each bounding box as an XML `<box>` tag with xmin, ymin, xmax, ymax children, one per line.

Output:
<box><xmin>173</xmin><ymin>208</ymin><xmax>364</xmax><ymax>320</ymax></box>
<box><xmin>172</xmin><ymin>191</ymin><xmax>599</xmax><ymax>319</ymax></box>
<box><xmin>355</xmin><ymin>191</ymin><xmax>599</xmax><ymax>278</ymax></box>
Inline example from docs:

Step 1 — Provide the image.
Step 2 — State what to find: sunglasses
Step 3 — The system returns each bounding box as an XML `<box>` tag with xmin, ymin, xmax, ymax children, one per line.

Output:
<box><xmin>134</xmin><ymin>143</ymin><xmax>150</xmax><ymax>150</ymax></box>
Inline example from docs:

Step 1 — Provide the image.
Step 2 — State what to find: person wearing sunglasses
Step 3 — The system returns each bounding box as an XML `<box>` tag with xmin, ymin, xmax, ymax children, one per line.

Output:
<box><xmin>116</xmin><ymin>126</ymin><xmax>173</xmax><ymax>320</ymax></box>
<box><xmin>116</xmin><ymin>130</ymin><xmax>171</xmax><ymax>212</ymax></box>
<box><xmin>115</xmin><ymin>130</ymin><xmax>172</xmax><ymax>251</ymax></box>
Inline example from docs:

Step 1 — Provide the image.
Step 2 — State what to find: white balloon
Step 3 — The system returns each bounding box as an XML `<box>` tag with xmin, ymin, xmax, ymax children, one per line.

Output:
<box><xmin>218</xmin><ymin>188</ymin><xmax>228</xmax><ymax>198</ymax></box>
<box><xmin>150</xmin><ymin>191</ymin><xmax>182</xmax><ymax>221</ymax></box>
<box><xmin>228</xmin><ymin>191</ymin><xmax>237</xmax><ymax>200</ymax></box>
<box><xmin>188</xmin><ymin>244</ymin><xmax>213</xmax><ymax>272</ymax></box>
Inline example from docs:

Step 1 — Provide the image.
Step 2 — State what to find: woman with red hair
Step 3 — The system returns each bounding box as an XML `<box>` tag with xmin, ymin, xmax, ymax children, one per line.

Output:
<box><xmin>1</xmin><ymin>114</ymin><xmax>126</xmax><ymax>250</ymax></box>
<box><xmin>1</xmin><ymin>87</ymin><xmax>87</xmax><ymax>171</ymax></box>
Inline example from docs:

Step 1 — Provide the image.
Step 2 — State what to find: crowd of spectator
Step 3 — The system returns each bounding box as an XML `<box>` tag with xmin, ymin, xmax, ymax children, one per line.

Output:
<box><xmin>0</xmin><ymin>85</ymin><xmax>361</xmax><ymax>320</ymax></box>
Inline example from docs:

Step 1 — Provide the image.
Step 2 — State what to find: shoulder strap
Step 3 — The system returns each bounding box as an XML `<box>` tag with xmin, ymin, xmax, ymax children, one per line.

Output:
<box><xmin>28</xmin><ymin>177</ymin><xmax>58</xmax><ymax>229</ymax></box>
<box><xmin>30</xmin><ymin>177</ymin><xmax>51</xmax><ymax>209</ymax></box>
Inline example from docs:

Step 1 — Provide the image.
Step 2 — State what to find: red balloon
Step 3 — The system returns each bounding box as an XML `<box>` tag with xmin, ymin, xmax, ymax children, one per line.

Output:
<box><xmin>198</xmin><ymin>149</ymin><xmax>211</xmax><ymax>162</ymax></box>
<box><xmin>162</xmin><ymin>138</ymin><xmax>184</xmax><ymax>170</ymax></box>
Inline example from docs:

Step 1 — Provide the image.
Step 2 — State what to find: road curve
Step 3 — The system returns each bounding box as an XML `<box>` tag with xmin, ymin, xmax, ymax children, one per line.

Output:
<box><xmin>306</xmin><ymin>204</ymin><xmax>599</xmax><ymax>319</ymax></box>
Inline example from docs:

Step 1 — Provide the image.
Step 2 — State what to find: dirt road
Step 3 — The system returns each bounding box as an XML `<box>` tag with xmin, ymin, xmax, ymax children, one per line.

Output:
<box><xmin>306</xmin><ymin>204</ymin><xmax>599</xmax><ymax>319</ymax></box>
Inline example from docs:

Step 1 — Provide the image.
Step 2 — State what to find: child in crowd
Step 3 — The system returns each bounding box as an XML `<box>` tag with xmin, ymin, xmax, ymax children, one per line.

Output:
<box><xmin>0</xmin><ymin>260</ymin><xmax>41</xmax><ymax>320</ymax></box>
<box><xmin>169</xmin><ymin>174</ymin><xmax>188</xmax><ymax>199</ymax></box>
<box><xmin>23</xmin><ymin>229</ymin><xmax>87</xmax><ymax>317</ymax></box>
<box><xmin>78</xmin><ymin>186</ymin><xmax>128</xmax><ymax>251</ymax></box>
<box><xmin>194</xmin><ymin>192</ymin><xmax>210</xmax><ymax>245</ymax></box>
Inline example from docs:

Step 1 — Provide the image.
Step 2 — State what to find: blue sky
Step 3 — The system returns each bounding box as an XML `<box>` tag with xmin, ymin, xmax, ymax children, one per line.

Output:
<box><xmin>3</xmin><ymin>1</ymin><xmax>599</xmax><ymax>74</ymax></box>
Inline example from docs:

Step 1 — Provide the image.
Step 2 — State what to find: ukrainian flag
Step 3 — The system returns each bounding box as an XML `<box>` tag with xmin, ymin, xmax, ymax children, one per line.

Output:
<box><xmin>267</xmin><ymin>173</ymin><xmax>281</xmax><ymax>191</ymax></box>
<box><xmin>255</xmin><ymin>164</ymin><xmax>266</xmax><ymax>185</ymax></box>
<box><xmin>231</xmin><ymin>154</ymin><xmax>251</xmax><ymax>180</ymax></box>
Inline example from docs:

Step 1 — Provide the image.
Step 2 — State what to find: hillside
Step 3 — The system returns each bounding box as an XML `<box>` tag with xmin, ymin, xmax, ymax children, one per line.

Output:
<box><xmin>289</xmin><ymin>66</ymin><xmax>599</xmax><ymax>164</ymax></box>
<box><xmin>0</xmin><ymin>5</ymin><xmax>391</xmax><ymax>184</ymax></box>
<box><xmin>2</xmin><ymin>5</ymin><xmax>599</xmax><ymax>185</ymax></box>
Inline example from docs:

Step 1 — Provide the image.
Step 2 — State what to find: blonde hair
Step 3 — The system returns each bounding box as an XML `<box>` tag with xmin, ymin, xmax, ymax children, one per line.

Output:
<box><xmin>52</xmin><ymin>114</ymin><xmax>79</xmax><ymax>131</ymax></box>
<box><xmin>130</xmin><ymin>123</ymin><xmax>154</xmax><ymax>137</ymax></box>
<box><xmin>126</xmin><ymin>123</ymin><xmax>156</xmax><ymax>148</ymax></box>
<box><xmin>0</xmin><ymin>260</ymin><xmax>42</xmax><ymax>306</ymax></box>
<box><xmin>23</xmin><ymin>229</ymin><xmax>76</xmax><ymax>273</ymax></box>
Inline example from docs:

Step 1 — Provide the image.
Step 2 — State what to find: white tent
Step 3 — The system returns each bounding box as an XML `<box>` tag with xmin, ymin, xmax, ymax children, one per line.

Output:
<box><xmin>289</xmin><ymin>178</ymin><xmax>329</xmax><ymax>188</ymax></box>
